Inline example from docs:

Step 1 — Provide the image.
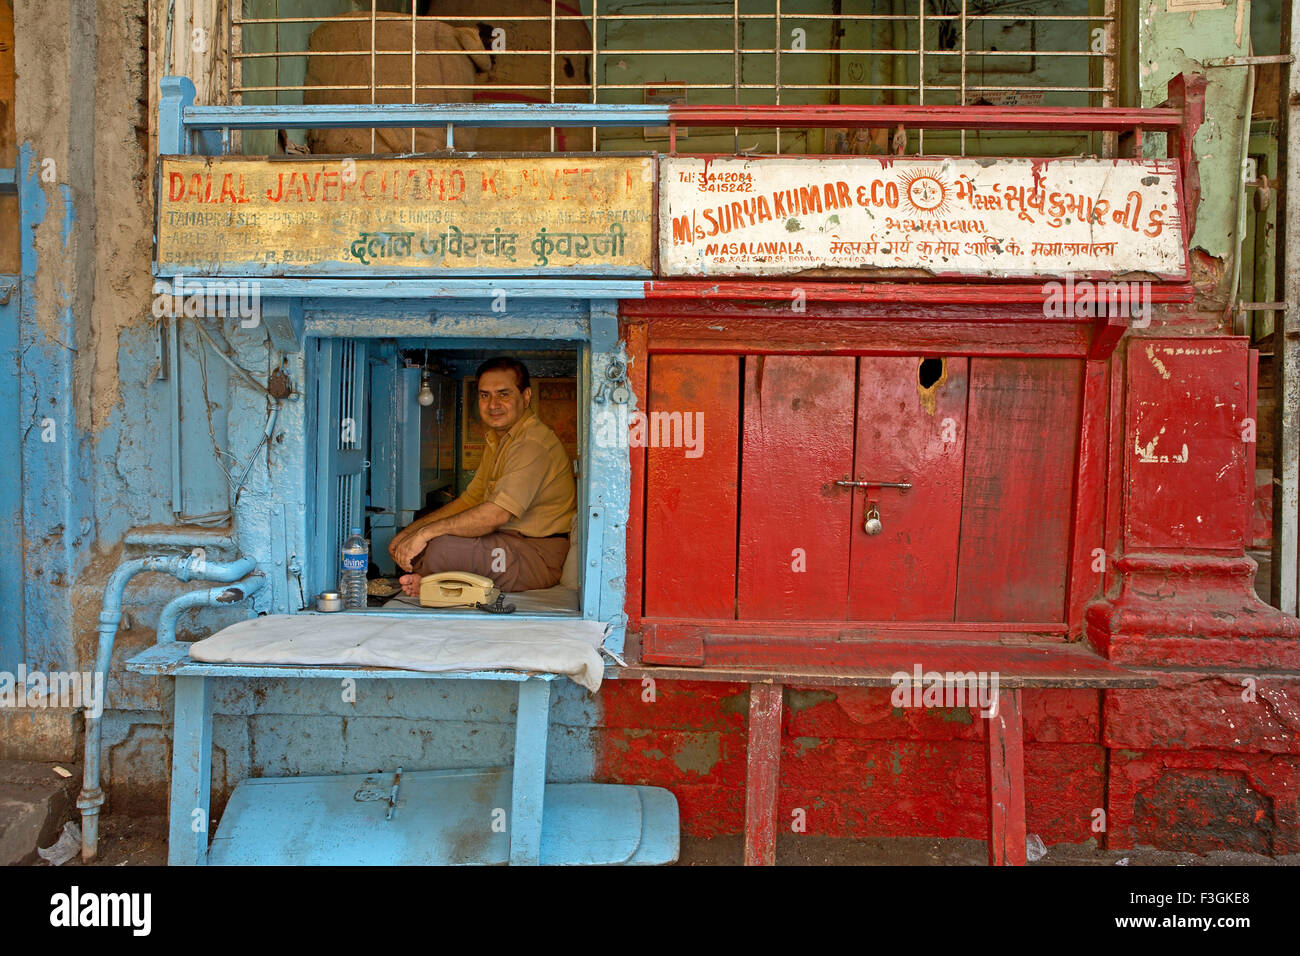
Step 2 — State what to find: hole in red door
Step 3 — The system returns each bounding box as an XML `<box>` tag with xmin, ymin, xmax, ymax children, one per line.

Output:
<box><xmin>918</xmin><ymin>357</ymin><xmax>945</xmax><ymax>390</ymax></box>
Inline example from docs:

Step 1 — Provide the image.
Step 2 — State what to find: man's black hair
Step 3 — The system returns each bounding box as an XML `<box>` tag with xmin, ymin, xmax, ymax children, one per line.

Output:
<box><xmin>475</xmin><ymin>356</ymin><xmax>531</xmax><ymax>392</ymax></box>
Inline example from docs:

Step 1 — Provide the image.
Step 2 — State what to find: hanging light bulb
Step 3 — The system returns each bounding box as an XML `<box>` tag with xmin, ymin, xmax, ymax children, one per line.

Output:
<box><xmin>416</xmin><ymin>349</ymin><xmax>434</xmax><ymax>406</ymax></box>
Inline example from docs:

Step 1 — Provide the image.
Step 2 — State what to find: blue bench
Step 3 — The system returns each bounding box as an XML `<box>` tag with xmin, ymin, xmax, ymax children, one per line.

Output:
<box><xmin>126</xmin><ymin>643</ymin><xmax>678</xmax><ymax>865</ymax></box>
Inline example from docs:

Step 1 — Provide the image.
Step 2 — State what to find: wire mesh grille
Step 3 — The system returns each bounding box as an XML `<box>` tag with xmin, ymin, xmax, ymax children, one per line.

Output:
<box><xmin>229</xmin><ymin>0</ymin><xmax>1120</xmax><ymax>156</ymax></box>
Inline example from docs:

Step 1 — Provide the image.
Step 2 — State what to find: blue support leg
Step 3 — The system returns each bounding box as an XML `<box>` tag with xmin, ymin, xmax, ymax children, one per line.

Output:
<box><xmin>168</xmin><ymin>674</ymin><xmax>213</xmax><ymax>865</ymax></box>
<box><xmin>509</xmin><ymin>678</ymin><xmax>551</xmax><ymax>865</ymax></box>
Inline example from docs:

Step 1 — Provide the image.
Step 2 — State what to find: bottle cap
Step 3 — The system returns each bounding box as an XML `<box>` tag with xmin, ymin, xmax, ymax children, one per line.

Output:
<box><xmin>351</xmin><ymin>527</ymin><xmax>362</xmax><ymax>535</ymax></box>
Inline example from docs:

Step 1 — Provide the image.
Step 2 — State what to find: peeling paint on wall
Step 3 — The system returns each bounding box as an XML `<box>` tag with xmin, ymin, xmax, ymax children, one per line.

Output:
<box><xmin>1139</xmin><ymin>0</ymin><xmax>1251</xmax><ymax>266</ymax></box>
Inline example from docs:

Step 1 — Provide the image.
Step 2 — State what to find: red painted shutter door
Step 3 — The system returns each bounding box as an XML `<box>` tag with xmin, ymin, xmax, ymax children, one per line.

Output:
<box><xmin>848</xmin><ymin>356</ymin><xmax>969</xmax><ymax>620</ymax></box>
<box><xmin>643</xmin><ymin>354</ymin><xmax>741</xmax><ymax>619</ymax></box>
<box><xmin>737</xmin><ymin>355</ymin><xmax>856</xmax><ymax>620</ymax></box>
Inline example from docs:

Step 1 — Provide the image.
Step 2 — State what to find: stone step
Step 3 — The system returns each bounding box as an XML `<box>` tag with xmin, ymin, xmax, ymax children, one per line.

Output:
<box><xmin>0</xmin><ymin>760</ymin><xmax>81</xmax><ymax>866</ymax></box>
<box><xmin>0</xmin><ymin>708</ymin><xmax>83</xmax><ymax>763</ymax></box>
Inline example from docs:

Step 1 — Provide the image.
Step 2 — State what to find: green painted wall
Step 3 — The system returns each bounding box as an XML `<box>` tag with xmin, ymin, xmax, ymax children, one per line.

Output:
<box><xmin>1139</xmin><ymin>0</ymin><xmax>1254</xmax><ymax>264</ymax></box>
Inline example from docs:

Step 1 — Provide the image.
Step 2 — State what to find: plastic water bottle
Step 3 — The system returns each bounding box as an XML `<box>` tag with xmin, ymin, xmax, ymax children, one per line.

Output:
<box><xmin>340</xmin><ymin>527</ymin><xmax>369</xmax><ymax>610</ymax></box>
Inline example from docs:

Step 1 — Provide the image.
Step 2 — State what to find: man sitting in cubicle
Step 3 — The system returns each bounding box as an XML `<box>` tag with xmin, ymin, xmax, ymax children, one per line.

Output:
<box><xmin>391</xmin><ymin>356</ymin><xmax>576</xmax><ymax>596</ymax></box>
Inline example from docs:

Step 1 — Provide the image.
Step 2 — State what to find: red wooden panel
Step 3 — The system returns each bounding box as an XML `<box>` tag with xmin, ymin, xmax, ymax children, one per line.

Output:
<box><xmin>1103</xmin><ymin>347</ymin><xmax>1127</xmax><ymax>602</ymax></box>
<box><xmin>955</xmin><ymin>358</ymin><xmax>1082</xmax><ymax>621</ymax></box>
<box><xmin>848</xmin><ymin>356</ymin><xmax>968</xmax><ymax>620</ymax></box>
<box><xmin>643</xmin><ymin>354</ymin><xmax>741</xmax><ymax>619</ymax></box>
<box><xmin>645</xmin><ymin>316</ymin><xmax>1092</xmax><ymax>358</ymax></box>
<box><xmin>737</xmin><ymin>356</ymin><xmax>856</xmax><ymax>619</ymax></box>
<box><xmin>639</xmin><ymin>623</ymin><xmax>705</xmax><ymax>666</ymax></box>
<box><xmin>1124</xmin><ymin>338</ymin><xmax>1249</xmax><ymax>551</ymax></box>
<box><xmin>1065</xmin><ymin>360</ymin><xmax>1110</xmax><ymax>638</ymax></box>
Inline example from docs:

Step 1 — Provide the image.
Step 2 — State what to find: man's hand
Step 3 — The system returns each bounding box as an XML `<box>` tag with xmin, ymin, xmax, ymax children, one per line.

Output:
<box><xmin>390</xmin><ymin>526</ymin><xmax>433</xmax><ymax>572</ymax></box>
<box><xmin>388</xmin><ymin>501</ymin><xmax>514</xmax><ymax>572</ymax></box>
<box><xmin>387</xmin><ymin>495</ymin><xmax>480</xmax><ymax>570</ymax></box>
<box><xmin>387</xmin><ymin>524</ymin><xmax>419</xmax><ymax>565</ymax></box>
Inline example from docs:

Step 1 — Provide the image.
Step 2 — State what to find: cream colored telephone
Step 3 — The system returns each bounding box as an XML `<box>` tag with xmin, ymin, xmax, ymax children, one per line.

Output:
<box><xmin>419</xmin><ymin>571</ymin><xmax>500</xmax><ymax>608</ymax></box>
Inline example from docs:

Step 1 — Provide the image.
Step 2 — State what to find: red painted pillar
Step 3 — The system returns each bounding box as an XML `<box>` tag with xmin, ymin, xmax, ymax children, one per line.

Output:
<box><xmin>986</xmin><ymin>688</ymin><xmax>1026</xmax><ymax>866</ymax></box>
<box><xmin>744</xmin><ymin>682</ymin><xmax>784</xmax><ymax>866</ymax></box>
<box><xmin>1090</xmin><ymin>338</ymin><xmax>1300</xmax><ymax>853</ymax></box>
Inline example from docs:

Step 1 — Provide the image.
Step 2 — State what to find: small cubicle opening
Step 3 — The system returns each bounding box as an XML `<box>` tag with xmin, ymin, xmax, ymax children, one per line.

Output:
<box><xmin>308</xmin><ymin>334</ymin><xmax>586</xmax><ymax>615</ymax></box>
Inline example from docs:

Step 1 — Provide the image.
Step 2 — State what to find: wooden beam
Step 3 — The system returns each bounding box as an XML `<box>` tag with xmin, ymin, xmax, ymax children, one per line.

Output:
<box><xmin>985</xmin><ymin>688</ymin><xmax>1026</xmax><ymax>866</ymax></box>
<box><xmin>637</xmin><ymin>281</ymin><xmax>1195</xmax><ymax>305</ymax></box>
<box><xmin>623</xmin><ymin>320</ymin><xmax>648</xmax><ymax>633</ymax></box>
<box><xmin>743</xmin><ymin>682</ymin><xmax>784</xmax><ymax>866</ymax></box>
<box><xmin>644</xmin><ymin>317</ymin><xmax>1094</xmax><ymax>358</ymax></box>
<box><xmin>149</xmin><ymin>0</ymin><xmax>228</xmax><ymax>178</ymax></box>
<box><xmin>1065</xmin><ymin>360</ymin><xmax>1111</xmax><ymax>638</ymax></box>
<box><xmin>1272</xmin><ymin>0</ymin><xmax>1300</xmax><ymax>615</ymax></box>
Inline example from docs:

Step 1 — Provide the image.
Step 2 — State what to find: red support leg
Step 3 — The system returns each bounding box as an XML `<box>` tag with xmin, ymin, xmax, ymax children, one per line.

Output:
<box><xmin>744</xmin><ymin>681</ymin><xmax>783</xmax><ymax>866</ymax></box>
<box><xmin>986</xmin><ymin>688</ymin><xmax>1026</xmax><ymax>866</ymax></box>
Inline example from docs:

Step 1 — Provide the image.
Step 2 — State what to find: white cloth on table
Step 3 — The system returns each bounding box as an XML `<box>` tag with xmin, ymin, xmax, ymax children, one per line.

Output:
<box><xmin>187</xmin><ymin>613</ymin><xmax>609</xmax><ymax>691</ymax></box>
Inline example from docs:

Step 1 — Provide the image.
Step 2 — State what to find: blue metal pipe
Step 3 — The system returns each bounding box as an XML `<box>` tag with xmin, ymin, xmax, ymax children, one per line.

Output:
<box><xmin>79</xmin><ymin>553</ymin><xmax>257</xmax><ymax>861</ymax></box>
<box><xmin>157</xmin><ymin>575</ymin><xmax>266</xmax><ymax>644</ymax></box>
<box><xmin>124</xmin><ymin>528</ymin><xmax>238</xmax><ymax>549</ymax></box>
<box><xmin>181</xmin><ymin>101</ymin><xmax>674</xmax><ymax>131</ymax></box>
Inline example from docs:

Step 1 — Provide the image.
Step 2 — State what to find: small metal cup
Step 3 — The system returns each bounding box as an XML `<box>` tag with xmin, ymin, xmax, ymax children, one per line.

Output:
<box><xmin>316</xmin><ymin>592</ymin><xmax>344</xmax><ymax>612</ymax></box>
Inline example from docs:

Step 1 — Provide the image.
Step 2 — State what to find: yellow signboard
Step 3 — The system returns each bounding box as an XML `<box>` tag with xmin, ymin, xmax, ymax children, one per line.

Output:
<box><xmin>156</xmin><ymin>155</ymin><xmax>655</xmax><ymax>276</ymax></box>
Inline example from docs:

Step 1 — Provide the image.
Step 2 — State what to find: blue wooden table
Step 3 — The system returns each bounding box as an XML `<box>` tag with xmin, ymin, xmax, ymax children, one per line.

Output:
<box><xmin>127</xmin><ymin>643</ymin><xmax>677</xmax><ymax>865</ymax></box>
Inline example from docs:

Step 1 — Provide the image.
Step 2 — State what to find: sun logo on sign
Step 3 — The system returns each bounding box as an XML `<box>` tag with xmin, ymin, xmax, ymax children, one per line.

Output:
<box><xmin>900</xmin><ymin>168</ymin><xmax>951</xmax><ymax>216</ymax></box>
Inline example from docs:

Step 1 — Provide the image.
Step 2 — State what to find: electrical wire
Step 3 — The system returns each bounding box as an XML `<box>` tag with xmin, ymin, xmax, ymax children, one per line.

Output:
<box><xmin>182</xmin><ymin>326</ymin><xmax>236</xmax><ymax>525</ymax></box>
<box><xmin>174</xmin><ymin>312</ymin><xmax>298</xmax><ymax>517</ymax></box>
<box><xmin>176</xmin><ymin>315</ymin><xmax>279</xmax><ymax>524</ymax></box>
<box><xmin>232</xmin><ymin>401</ymin><xmax>281</xmax><ymax>504</ymax></box>
<box><xmin>194</xmin><ymin>327</ymin><xmax>239</xmax><ymax>485</ymax></box>
<box><xmin>188</xmin><ymin>317</ymin><xmax>275</xmax><ymax>398</ymax></box>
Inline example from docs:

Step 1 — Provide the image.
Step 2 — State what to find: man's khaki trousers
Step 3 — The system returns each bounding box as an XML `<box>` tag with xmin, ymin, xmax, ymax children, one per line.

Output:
<box><xmin>416</xmin><ymin>530</ymin><xmax>569</xmax><ymax>592</ymax></box>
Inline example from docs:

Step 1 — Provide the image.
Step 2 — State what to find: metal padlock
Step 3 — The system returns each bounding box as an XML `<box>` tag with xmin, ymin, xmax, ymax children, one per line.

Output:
<box><xmin>864</xmin><ymin>502</ymin><xmax>883</xmax><ymax>536</ymax></box>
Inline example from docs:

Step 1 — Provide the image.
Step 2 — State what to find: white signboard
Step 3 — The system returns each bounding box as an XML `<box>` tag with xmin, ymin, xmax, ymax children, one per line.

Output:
<box><xmin>659</xmin><ymin>156</ymin><xmax>1186</xmax><ymax>278</ymax></box>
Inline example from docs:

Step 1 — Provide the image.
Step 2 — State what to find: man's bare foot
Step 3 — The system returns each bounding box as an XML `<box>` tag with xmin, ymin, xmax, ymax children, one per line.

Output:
<box><xmin>399</xmin><ymin>573</ymin><xmax>422</xmax><ymax>597</ymax></box>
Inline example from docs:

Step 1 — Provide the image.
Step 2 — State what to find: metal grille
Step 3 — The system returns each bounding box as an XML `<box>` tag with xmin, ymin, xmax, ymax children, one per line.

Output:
<box><xmin>229</xmin><ymin>0</ymin><xmax>1119</xmax><ymax>156</ymax></box>
<box><xmin>337</xmin><ymin>338</ymin><xmax>359</xmax><ymax>571</ymax></box>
